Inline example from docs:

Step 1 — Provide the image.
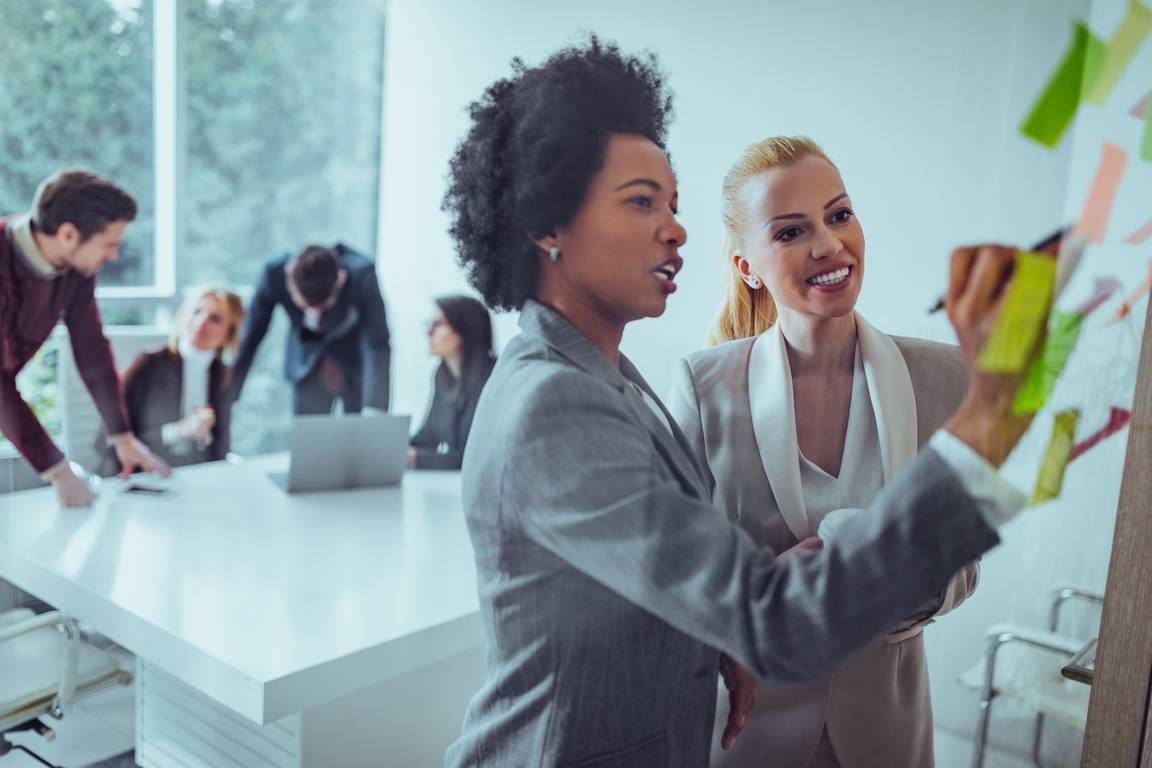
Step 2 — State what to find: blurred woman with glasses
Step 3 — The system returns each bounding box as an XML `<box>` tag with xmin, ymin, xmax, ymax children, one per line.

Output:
<box><xmin>408</xmin><ymin>294</ymin><xmax>496</xmax><ymax>469</ymax></box>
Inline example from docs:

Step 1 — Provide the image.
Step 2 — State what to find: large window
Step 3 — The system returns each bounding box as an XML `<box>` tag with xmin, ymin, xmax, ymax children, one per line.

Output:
<box><xmin>182</xmin><ymin>0</ymin><xmax>383</xmax><ymax>288</ymax></box>
<box><xmin>0</xmin><ymin>0</ymin><xmax>386</xmax><ymax>457</ymax></box>
<box><xmin>0</xmin><ymin>0</ymin><xmax>155</xmax><ymax>287</ymax></box>
<box><xmin>182</xmin><ymin>0</ymin><xmax>385</xmax><ymax>453</ymax></box>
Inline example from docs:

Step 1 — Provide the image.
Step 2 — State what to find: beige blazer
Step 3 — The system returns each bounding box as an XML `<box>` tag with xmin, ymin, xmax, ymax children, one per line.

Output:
<box><xmin>667</xmin><ymin>315</ymin><xmax>979</xmax><ymax>768</ymax></box>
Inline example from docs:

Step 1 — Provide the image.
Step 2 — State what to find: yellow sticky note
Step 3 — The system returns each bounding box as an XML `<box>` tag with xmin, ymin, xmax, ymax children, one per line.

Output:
<box><xmin>1030</xmin><ymin>409</ymin><xmax>1080</xmax><ymax>505</ymax></box>
<box><xmin>1020</xmin><ymin>22</ymin><xmax>1107</xmax><ymax>148</ymax></box>
<box><xmin>978</xmin><ymin>252</ymin><xmax>1057</xmax><ymax>373</ymax></box>
<box><xmin>1086</xmin><ymin>0</ymin><xmax>1152</xmax><ymax>105</ymax></box>
<box><xmin>1013</xmin><ymin>311</ymin><xmax>1084</xmax><ymax>415</ymax></box>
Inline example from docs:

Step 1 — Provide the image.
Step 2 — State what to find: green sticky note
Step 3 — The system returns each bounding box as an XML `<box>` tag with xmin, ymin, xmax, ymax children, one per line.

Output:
<box><xmin>1143</xmin><ymin>93</ymin><xmax>1152</xmax><ymax>163</ymax></box>
<box><xmin>1086</xmin><ymin>0</ymin><xmax>1152</xmax><ymax>105</ymax></box>
<box><xmin>1030</xmin><ymin>409</ymin><xmax>1080</xmax><ymax>505</ymax></box>
<box><xmin>1013</xmin><ymin>310</ymin><xmax>1084</xmax><ymax>415</ymax></box>
<box><xmin>1020</xmin><ymin>21</ymin><xmax>1108</xmax><ymax>148</ymax></box>
<box><xmin>978</xmin><ymin>252</ymin><xmax>1058</xmax><ymax>373</ymax></box>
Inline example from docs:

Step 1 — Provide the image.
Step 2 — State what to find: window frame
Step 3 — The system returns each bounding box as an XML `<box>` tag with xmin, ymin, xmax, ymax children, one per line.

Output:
<box><xmin>96</xmin><ymin>0</ymin><xmax>385</xmax><ymax>300</ymax></box>
<box><xmin>4</xmin><ymin>0</ymin><xmax>385</xmax><ymax>459</ymax></box>
<box><xmin>96</xmin><ymin>0</ymin><xmax>181</xmax><ymax>301</ymax></box>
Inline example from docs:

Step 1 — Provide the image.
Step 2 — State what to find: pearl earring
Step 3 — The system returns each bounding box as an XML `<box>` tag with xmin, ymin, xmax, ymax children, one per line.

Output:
<box><xmin>748</xmin><ymin>277</ymin><xmax>762</xmax><ymax>289</ymax></box>
<box><xmin>548</xmin><ymin>246</ymin><xmax>560</xmax><ymax>263</ymax></box>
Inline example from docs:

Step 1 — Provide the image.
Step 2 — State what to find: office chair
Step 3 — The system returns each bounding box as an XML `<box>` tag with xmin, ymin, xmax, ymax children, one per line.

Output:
<box><xmin>958</xmin><ymin>585</ymin><xmax>1103</xmax><ymax>768</ymax></box>
<box><xmin>0</xmin><ymin>609</ymin><xmax>131</xmax><ymax>768</ymax></box>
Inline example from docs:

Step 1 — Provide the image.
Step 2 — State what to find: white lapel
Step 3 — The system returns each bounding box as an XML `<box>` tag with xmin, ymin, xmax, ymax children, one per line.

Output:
<box><xmin>855</xmin><ymin>313</ymin><xmax>917</xmax><ymax>482</ymax></box>
<box><xmin>748</xmin><ymin>327</ymin><xmax>811</xmax><ymax>540</ymax></box>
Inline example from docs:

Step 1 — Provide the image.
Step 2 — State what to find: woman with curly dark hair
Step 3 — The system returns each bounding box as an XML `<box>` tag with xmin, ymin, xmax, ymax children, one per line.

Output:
<box><xmin>444</xmin><ymin>36</ymin><xmax>1036</xmax><ymax>768</ymax></box>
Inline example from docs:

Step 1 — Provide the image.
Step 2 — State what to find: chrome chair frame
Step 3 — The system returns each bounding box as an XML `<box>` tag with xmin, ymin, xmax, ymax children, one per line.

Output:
<box><xmin>969</xmin><ymin>586</ymin><xmax>1104</xmax><ymax>768</ymax></box>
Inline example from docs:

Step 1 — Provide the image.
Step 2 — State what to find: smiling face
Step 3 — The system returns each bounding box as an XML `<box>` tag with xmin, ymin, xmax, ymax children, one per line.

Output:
<box><xmin>735</xmin><ymin>155</ymin><xmax>864</xmax><ymax>322</ymax></box>
<box><xmin>547</xmin><ymin>133</ymin><xmax>687</xmax><ymax>325</ymax></box>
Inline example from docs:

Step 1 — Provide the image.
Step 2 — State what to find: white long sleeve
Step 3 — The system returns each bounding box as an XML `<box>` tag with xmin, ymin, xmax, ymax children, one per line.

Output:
<box><xmin>929</xmin><ymin>429</ymin><xmax>1027</xmax><ymax>528</ymax></box>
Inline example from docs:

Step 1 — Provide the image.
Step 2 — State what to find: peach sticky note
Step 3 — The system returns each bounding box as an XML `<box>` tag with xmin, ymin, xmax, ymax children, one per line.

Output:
<box><xmin>1087</xmin><ymin>0</ymin><xmax>1152</xmax><ymax>105</ymax></box>
<box><xmin>1030</xmin><ymin>409</ymin><xmax>1080</xmax><ymax>506</ymax></box>
<box><xmin>1125</xmin><ymin>219</ymin><xmax>1152</xmax><ymax>244</ymax></box>
<box><xmin>978</xmin><ymin>252</ymin><xmax>1057</xmax><ymax>373</ymax></box>
<box><xmin>1074</xmin><ymin>143</ymin><xmax>1128</xmax><ymax>242</ymax></box>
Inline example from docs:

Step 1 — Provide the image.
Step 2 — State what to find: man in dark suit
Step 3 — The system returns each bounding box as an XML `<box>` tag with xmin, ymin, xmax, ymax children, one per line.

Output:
<box><xmin>232</xmin><ymin>243</ymin><xmax>391</xmax><ymax>414</ymax></box>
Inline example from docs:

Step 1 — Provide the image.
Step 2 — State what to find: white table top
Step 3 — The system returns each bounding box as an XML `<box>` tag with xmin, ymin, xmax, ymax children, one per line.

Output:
<box><xmin>0</xmin><ymin>455</ymin><xmax>481</xmax><ymax>724</ymax></box>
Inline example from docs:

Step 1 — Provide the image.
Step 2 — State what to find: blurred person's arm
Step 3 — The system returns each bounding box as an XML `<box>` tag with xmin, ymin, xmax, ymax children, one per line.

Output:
<box><xmin>231</xmin><ymin>262</ymin><xmax>278</xmax><ymax>400</ymax></box>
<box><xmin>355</xmin><ymin>268</ymin><xmax>391</xmax><ymax>411</ymax></box>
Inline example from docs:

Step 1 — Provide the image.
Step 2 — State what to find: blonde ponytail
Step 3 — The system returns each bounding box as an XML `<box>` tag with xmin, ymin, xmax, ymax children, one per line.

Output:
<box><xmin>707</xmin><ymin>232</ymin><xmax>778</xmax><ymax>345</ymax></box>
<box><xmin>709</xmin><ymin>136</ymin><xmax>836</xmax><ymax>346</ymax></box>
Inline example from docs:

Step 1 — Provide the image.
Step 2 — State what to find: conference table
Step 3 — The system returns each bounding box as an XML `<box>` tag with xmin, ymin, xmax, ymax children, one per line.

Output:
<box><xmin>0</xmin><ymin>455</ymin><xmax>486</xmax><ymax>767</ymax></box>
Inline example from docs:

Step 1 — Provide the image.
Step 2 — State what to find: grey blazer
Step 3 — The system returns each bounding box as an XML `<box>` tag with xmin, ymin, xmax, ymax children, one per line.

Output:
<box><xmin>445</xmin><ymin>300</ymin><xmax>1000</xmax><ymax>768</ymax></box>
<box><xmin>668</xmin><ymin>333</ymin><xmax>976</xmax><ymax>767</ymax></box>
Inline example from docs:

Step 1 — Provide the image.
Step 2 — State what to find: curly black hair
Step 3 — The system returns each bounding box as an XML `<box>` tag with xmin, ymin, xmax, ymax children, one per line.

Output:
<box><xmin>442</xmin><ymin>36</ymin><xmax>674</xmax><ymax>311</ymax></box>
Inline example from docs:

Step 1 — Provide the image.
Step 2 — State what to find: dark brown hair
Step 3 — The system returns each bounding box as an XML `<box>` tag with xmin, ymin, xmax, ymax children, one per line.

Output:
<box><xmin>32</xmin><ymin>170</ymin><xmax>137</xmax><ymax>241</ymax></box>
<box><xmin>289</xmin><ymin>245</ymin><xmax>341</xmax><ymax>307</ymax></box>
<box><xmin>435</xmin><ymin>294</ymin><xmax>495</xmax><ymax>396</ymax></box>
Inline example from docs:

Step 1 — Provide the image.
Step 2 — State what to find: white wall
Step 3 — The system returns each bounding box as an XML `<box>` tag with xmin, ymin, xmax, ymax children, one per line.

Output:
<box><xmin>0</xmin><ymin>578</ymin><xmax>16</xmax><ymax>614</ymax></box>
<box><xmin>375</xmin><ymin>0</ymin><xmax>1149</xmax><ymax>763</ymax></box>
<box><xmin>377</xmin><ymin>0</ymin><xmax>1087</xmax><ymax>413</ymax></box>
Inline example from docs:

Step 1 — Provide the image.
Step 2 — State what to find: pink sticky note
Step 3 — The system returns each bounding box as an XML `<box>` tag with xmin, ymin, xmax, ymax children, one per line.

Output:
<box><xmin>1126</xmin><ymin>219</ymin><xmax>1152</xmax><ymax>245</ymax></box>
<box><xmin>1077</xmin><ymin>276</ymin><xmax>1123</xmax><ymax>316</ymax></box>
<box><xmin>1074</xmin><ymin>143</ymin><xmax>1128</xmax><ymax>243</ymax></box>
<box><xmin>1132</xmin><ymin>91</ymin><xmax>1150</xmax><ymax>118</ymax></box>
<box><xmin>1069</xmin><ymin>406</ymin><xmax>1132</xmax><ymax>462</ymax></box>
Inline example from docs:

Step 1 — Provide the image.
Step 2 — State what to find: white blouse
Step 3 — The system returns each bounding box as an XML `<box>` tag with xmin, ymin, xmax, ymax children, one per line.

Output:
<box><xmin>178</xmin><ymin>337</ymin><xmax>215</xmax><ymax>416</ymax></box>
<box><xmin>797</xmin><ymin>346</ymin><xmax>884</xmax><ymax>534</ymax></box>
<box><xmin>161</xmin><ymin>339</ymin><xmax>217</xmax><ymax>452</ymax></box>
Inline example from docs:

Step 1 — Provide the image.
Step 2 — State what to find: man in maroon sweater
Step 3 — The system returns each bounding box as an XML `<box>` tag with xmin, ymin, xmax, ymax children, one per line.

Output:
<box><xmin>1</xmin><ymin>170</ymin><xmax>169</xmax><ymax>506</ymax></box>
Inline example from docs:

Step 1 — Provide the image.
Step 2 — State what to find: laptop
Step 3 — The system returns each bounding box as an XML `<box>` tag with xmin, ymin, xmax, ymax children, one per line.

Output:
<box><xmin>269</xmin><ymin>414</ymin><xmax>411</xmax><ymax>493</ymax></box>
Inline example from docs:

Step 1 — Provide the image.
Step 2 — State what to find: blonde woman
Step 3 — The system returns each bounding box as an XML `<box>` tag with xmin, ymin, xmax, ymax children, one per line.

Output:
<box><xmin>100</xmin><ymin>285</ymin><xmax>245</xmax><ymax>474</ymax></box>
<box><xmin>667</xmin><ymin>136</ymin><xmax>979</xmax><ymax>767</ymax></box>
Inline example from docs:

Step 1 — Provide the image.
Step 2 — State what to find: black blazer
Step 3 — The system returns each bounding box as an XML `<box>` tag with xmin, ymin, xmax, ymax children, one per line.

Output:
<box><xmin>99</xmin><ymin>347</ymin><xmax>232</xmax><ymax>475</ymax></box>
<box><xmin>409</xmin><ymin>357</ymin><xmax>494</xmax><ymax>470</ymax></box>
<box><xmin>232</xmin><ymin>244</ymin><xmax>391</xmax><ymax>409</ymax></box>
